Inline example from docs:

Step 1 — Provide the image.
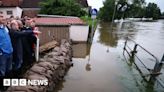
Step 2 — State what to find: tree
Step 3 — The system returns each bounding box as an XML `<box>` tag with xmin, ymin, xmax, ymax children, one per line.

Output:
<box><xmin>162</xmin><ymin>12</ymin><xmax>164</xmax><ymax>16</ymax></box>
<box><xmin>98</xmin><ymin>0</ymin><xmax>115</xmax><ymax>21</ymax></box>
<box><xmin>98</xmin><ymin>0</ymin><xmax>146</xmax><ymax>21</ymax></box>
<box><xmin>39</xmin><ymin>0</ymin><xmax>87</xmax><ymax>17</ymax></box>
<box><xmin>145</xmin><ymin>3</ymin><xmax>161</xmax><ymax>20</ymax></box>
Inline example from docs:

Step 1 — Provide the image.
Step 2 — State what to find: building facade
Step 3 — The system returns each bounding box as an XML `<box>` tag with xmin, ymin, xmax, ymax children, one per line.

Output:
<box><xmin>0</xmin><ymin>0</ymin><xmax>23</xmax><ymax>18</ymax></box>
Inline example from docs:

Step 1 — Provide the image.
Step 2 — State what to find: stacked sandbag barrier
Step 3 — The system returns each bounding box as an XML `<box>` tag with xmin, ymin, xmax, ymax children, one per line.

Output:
<box><xmin>7</xmin><ymin>39</ymin><xmax>73</xmax><ymax>92</ymax></box>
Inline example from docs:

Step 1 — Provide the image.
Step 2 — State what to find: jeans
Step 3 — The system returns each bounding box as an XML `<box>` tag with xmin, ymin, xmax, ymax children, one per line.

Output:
<box><xmin>0</xmin><ymin>53</ymin><xmax>12</xmax><ymax>77</ymax></box>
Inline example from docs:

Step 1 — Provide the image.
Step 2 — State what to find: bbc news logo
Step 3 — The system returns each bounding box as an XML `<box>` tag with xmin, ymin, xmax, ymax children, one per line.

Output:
<box><xmin>3</xmin><ymin>79</ymin><xmax>48</xmax><ymax>86</ymax></box>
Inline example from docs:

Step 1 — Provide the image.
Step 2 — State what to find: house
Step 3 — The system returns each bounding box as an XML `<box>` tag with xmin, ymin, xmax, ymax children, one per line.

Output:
<box><xmin>0</xmin><ymin>0</ymin><xmax>23</xmax><ymax>18</ymax></box>
<box><xmin>20</xmin><ymin>0</ymin><xmax>42</xmax><ymax>17</ymax></box>
<box><xmin>20</xmin><ymin>0</ymin><xmax>90</xmax><ymax>17</ymax></box>
<box><xmin>34</xmin><ymin>17</ymin><xmax>89</xmax><ymax>43</ymax></box>
<box><xmin>21</xmin><ymin>0</ymin><xmax>90</xmax><ymax>17</ymax></box>
<box><xmin>0</xmin><ymin>0</ymin><xmax>90</xmax><ymax>18</ymax></box>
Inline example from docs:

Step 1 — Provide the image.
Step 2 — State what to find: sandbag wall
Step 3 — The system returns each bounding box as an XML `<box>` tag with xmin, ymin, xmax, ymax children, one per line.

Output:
<box><xmin>7</xmin><ymin>39</ymin><xmax>73</xmax><ymax>92</ymax></box>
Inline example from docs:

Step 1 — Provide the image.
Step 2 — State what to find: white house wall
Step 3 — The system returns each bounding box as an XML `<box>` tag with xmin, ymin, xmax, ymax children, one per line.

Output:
<box><xmin>16</xmin><ymin>7</ymin><xmax>23</xmax><ymax>18</ymax></box>
<box><xmin>0</xmin><ymin>7</ymin><xmax>22</xmax><ymax>18</ymax></box>
<box><xmin>70</xmin><ymin>25</ymin><xmax>89</xmax><ymax>42</ymax></box>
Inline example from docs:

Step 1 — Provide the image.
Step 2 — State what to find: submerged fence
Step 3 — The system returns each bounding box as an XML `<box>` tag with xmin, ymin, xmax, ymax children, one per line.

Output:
<box><xmin>123</xmin><ymin>37</ymin><xmax>164</xmax><ymax>88</ymax></box>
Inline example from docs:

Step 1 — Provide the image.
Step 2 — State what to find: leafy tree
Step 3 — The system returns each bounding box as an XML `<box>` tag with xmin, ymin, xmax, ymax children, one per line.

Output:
<box><xmin>98</xmin><ymin>0</ymin><xmax>115</xmax><ymax>21</ymax></box>
<box><xmin>145</xmin><ymin>3</ymin><xmax>161</xmax><ymax>20</ymax></box>
<box><xmin>162</xmin><ymin>12</ymin><xmax>164</xmax><ymax>16</ymax></box>
<box><xmin>39</xmin><ymin>0</ymin><xmax>87</xmax><ymax>17</ymax></box>
<box><xmin>98</xmin><ymin>0</ymin><xmax>146</xmax><ymax>21</ymax></box>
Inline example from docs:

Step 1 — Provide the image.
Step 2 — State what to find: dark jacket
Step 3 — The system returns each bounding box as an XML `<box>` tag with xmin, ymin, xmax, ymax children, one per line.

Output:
<box><xmin>21</xmin><ymin>27</ymin><xmax>37</xmax><ymax>63</ymax></box>
<box><xmin>9</xmin><ymin>29</ymin><xmax>34</xmax><ymax>69</ymax></box>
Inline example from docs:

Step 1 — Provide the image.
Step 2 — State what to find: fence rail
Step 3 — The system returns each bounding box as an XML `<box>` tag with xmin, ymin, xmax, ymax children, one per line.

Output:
<box><xmin>123</xmin><ymin>37</ymin><xmax>164</xmax><ymax>88</ymax></box>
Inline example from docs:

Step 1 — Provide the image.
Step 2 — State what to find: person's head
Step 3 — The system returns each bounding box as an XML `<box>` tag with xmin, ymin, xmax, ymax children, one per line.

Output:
<box><xmin>24</xmin><ymin>18</ymin><xmax>31</xmax><ymax>27</ymax></box>
<box><xmin>0</xmin><ymin>17</ymin><xmax>6</xmax><ymax>25</ymax></box>
<box><xmin>23</xmin><ymin>16</ymin><xmax>28</xmax><ymax>20</ymax></box>
<box><xmin>10</xmin><ymin>20</ymin><xmax>19</xmax><ymax>31</ymax></box>
<box><xmin>15</xmin><ymin>16</ymin><xmax>20</xmax><ymax>20</ymax></box>
<box><xmin>16</xmin><ymin>20</ymin><xmax>23</xmax><ymax>29</ymax></box>
<box><xmin>5</xmin><ymin>18</ymin><xmax>11</xmax><ymax>28</ymax></box>
<box><xmin>29</xmin><ymin>19</ymin><xmax>36</xmax><ymax>28</ymax></box>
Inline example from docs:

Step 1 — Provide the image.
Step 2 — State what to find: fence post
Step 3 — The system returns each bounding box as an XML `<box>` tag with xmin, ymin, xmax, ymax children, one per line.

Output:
<box><xmin>123</xmin><ymin>38</ymin><xmax>128</xmax><ymax>50</ymax></box>
<box><xmin>131</xmin><ymin>44</ymin><xmax>138</xmax><ymax>58</ymax></box>
<box><xmin>152</xmin><ymin>54</ymin><xmax>164</xmax><ymax>74</ymax></box>
<box><xmin>90</xmin><ymin>17</ymin><xmax>95</xmax><ymax>43</ymax></box>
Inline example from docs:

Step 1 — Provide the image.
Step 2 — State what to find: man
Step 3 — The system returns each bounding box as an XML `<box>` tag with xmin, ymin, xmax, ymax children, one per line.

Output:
<box><xmin>0</xmin><ymin>18</ymin><xmax>13</xmax><ymax>78</ymax></box>
<box><xmin>21</xmin><ymin>18</ymin><xmax>38</xmax><ymax>67</ymax></box>
<box><xmin>9</xmin><ymin>20</ymin><xmax>41</xmax><ymax>73</ymax></box>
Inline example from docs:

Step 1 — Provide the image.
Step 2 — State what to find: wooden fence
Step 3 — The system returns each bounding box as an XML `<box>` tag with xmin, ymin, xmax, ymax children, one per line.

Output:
<box><xmin>37</xmin><ymin>24</ymin><xmax>70</xmax><ymax>46</ymax></box>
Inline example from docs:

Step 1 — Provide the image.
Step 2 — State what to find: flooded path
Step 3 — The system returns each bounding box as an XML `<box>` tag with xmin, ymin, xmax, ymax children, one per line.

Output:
<box><xmin>54</xmin><ymin>20</ymin><xmax>164</xmax><ymax>92</ymax></box>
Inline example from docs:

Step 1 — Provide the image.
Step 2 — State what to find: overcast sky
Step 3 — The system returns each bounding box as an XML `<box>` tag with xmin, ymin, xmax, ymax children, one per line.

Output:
<box><xmin>87</xmin><ymin>0</ymin><xmax>164</xmax><ymax>12</ymax></box>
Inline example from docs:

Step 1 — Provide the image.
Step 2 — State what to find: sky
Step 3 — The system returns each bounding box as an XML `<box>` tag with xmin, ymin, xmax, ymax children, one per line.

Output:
<box><xmin>87</xmin><ymin>0</ymin><xmax>164</xmax><ymax>12</ymax></box>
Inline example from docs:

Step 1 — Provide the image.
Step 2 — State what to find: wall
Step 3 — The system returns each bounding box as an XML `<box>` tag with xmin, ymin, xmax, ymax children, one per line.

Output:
<box><xmin>37</xmin><ymin>24</ymin><xmax>70</xmax><ymax>46</ymax></box>
<box><xmin>0</xmin><ymin>7</ymin><xmax>22</xmax><ymax>18</ymax></box>
<box><xmin>70</xmin><ymin>25</ymin><xmax>89</xmax><ymax>42</ymax></box>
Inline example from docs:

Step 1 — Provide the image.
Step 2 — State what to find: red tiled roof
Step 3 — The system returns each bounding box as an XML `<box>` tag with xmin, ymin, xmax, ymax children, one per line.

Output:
<box><xmin>34</xmin><ymin>17</ymin><xmax>86</xmax><ymax>25</ymax></box>
<box><xmin>0</xmin><ymin>0</ymin><xmax>21</xmax><ymax>7</ymax></box>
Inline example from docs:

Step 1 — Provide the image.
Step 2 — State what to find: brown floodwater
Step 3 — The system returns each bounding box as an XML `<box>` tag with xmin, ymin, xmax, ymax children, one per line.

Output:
<box><xmin>54</xmin><ymin>20</ymin><xmax>164</xmax><ymax>92</ymax></box>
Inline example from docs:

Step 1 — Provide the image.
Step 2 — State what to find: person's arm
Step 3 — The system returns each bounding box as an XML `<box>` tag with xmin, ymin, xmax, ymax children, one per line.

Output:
<box><xmin>23</xmin><ymin>29</ymin><xmax>41</xmax><ymax>44</ymax></box>
<box><xmin>10</xmin><ymin>30</ymin><xmax>34</xmax><ymax>38</ymax></box>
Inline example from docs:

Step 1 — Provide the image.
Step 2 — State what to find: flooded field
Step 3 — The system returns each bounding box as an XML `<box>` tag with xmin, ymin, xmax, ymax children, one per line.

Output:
<box><xmin>54</xmin><ymin>20</ymin><xmax>164</xmax><ymax>92</ymax></box>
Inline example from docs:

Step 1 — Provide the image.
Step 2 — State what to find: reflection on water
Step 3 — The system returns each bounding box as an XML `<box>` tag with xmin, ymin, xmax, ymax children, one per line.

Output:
<box><xmin>85</xmin><ymin>63</ymin><xmax>91</xmax><ymax>71</ymax></box>
<box><xmin>98</xmin><ymin>22</ymin><xmax>118</xmax><ymax>47</ymax></box>
<box><xmin>54</xmin><ymin>20</ymin><xmax>164</xmax><ymax>92</ymax></box>
<box><xmin>72</xmin><ymin>43</ymin><xmax>91</xmax><ymax>58</ymax></box>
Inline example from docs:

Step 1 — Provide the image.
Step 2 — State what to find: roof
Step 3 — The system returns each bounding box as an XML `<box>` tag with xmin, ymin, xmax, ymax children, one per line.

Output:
<box><xmin>34</xmin><ymin>17</ymin><xmax>86</xmax><ymax>25</ymax></box>
<box><xmin>0</xmin><ymin>0</ymin><xmax>21</xmax><ymax>7</ymax></box>
<box><xmin>20</xmin><ymin>0</ymin><xmax>42</xmax><ymax>8</ymax></box>
<box><xmin>37</xmin><ymin>14</ymin><xmax>79</xmax><ymax>18</ymax></box>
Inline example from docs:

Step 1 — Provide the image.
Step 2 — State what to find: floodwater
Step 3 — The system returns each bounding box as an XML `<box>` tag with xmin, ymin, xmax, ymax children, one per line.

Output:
<box><xmin>54</xmin><ymin>20</ymin><xmax>164</xmax><ymax>92</ymax></box>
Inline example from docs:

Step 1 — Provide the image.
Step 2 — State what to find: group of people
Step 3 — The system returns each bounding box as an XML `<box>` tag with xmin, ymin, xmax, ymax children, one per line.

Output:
<box><xmin>0</xmin><ymin>16</ymin><xmax>41</xmax><ymax>80</ymax></box>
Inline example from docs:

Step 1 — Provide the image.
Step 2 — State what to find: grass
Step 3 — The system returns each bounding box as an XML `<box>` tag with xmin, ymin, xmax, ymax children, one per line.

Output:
<box><xmin>80</xmin><ymin>16</ymin><xmax>98</xmax><ymax>29</ymax></box>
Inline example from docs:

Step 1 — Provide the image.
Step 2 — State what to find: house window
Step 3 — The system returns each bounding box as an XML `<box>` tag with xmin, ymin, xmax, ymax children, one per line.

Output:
<box><xmin>6</xmin><ymin>11</ymin><xmax>13</xmax><ymax>15</ymax></box>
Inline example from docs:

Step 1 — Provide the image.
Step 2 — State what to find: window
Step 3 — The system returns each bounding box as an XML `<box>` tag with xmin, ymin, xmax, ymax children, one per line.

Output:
<box><xmin>6</xmin><ymin>11</ymin><xmax>13</xmax><ymax>15</ymax></box>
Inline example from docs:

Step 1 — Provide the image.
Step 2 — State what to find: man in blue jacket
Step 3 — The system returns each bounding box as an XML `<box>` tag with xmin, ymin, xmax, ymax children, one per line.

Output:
<box><xmin>0</xmin><ymin>18</ymin><xmax>13</xmax><ymax>78</ymax></box>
